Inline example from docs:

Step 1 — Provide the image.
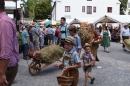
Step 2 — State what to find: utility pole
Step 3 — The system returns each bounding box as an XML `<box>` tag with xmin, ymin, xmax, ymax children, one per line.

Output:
<box><xmin>13</xmin><ymin>0</ymin><xmax>18</xmax><ymax>30</ymax></box>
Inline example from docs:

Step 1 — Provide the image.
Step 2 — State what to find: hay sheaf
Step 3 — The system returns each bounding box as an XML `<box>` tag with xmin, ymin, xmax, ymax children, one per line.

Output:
<box><xmin>39</xmin><ymin>45</ymin><xmax>64</xmax><ymax>64</ymax></box>
<box><xmin>78</xmin><ymin>28</ymin><xmax>93</xmax><ymax>46</ymax></box>
<box><xmin>124</xmin><ymin>39</ymin><xmax>130</xmax><ymax>49</ymax></box>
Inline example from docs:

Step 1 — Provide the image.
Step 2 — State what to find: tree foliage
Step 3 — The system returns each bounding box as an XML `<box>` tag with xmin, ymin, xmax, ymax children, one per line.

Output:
<box><xmin>34</xmin><ymin>0</ymin><xmax>52</xmax><ymax>20</ymax></box>
<box><xmin>22</xmin><ymin>0</ymin><xmax>52</xmax><ymax>19</ymax></box>
<box><xmin>119</xmin><ymin>0</ymin><xmax>128</xmax><ymax>15</ymax></box>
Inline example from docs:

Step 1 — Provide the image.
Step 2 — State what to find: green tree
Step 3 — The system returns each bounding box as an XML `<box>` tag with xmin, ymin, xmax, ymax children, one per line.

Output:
<box><xmin>34</xmin><ymin>0</ymin><xmax>52</xmax><ymax>20</ymax></box>
<box><xmin>119</xmin><ymin>0</ymin><xmax>128</xmax><ymax>15</ymax></box>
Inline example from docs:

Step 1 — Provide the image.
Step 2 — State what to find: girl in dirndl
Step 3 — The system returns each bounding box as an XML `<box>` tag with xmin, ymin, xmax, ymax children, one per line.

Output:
<box><xmin>82</xmin><ymin>43</ymin><xmax>95</xmax><ymax>86</ymax></box>
<box><xmin>101</xmin><ymin>26</ymin><xmax>111</xmax><ymax>53</ymax></box>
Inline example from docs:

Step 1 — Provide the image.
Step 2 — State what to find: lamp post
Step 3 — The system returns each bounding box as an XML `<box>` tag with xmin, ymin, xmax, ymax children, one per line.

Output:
<box><xmin>12</xmin><ymin>0</ymin><xmax>17</xmax><ymax>30</ymax></box>
<box><xmin>20</xmin><ymin>4</ymin><xmax>24</xmax><ymax>23</ymax></box>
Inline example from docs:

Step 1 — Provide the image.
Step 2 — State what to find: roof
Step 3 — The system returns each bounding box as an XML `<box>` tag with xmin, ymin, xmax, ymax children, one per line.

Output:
<box><xmin>69</xmin><ymin>15</ymin><xmax>130</xmax><ymax>25</ymax></box>
<box><xmin>93</xmin><ymin>15</ymin><xmax>122</xmax><ymax>24</ymax></box>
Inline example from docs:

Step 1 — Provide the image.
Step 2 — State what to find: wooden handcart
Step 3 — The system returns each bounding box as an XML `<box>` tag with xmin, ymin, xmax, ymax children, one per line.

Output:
<box><xmin>29</xmin><ymin>57</ymin><xmax>58</xmax><ymax>76</ymax></box>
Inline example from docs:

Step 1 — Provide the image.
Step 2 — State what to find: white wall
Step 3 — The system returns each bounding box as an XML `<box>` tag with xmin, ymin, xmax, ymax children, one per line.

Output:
<box><xmin>52</xmin><ymin>5</ymin><xmax>56</xmax><ymax>20</ymax></box>
<box><xmin>52</xmin><ymin>0</ymin><xmax>120</xmax><ymax>20</ymax></box>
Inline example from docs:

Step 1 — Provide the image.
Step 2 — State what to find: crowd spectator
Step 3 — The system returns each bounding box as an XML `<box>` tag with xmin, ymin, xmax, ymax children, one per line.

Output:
<box><xmin>22</xmin><ymin>25</ymin><xmax>30</xmax><ymax>60</ymax></box>
<box><xmin>59</xmin><ymin>17</ymin><xmax>69</xmax><ymax>47</ymax></box>
<box><xmin>46</xmin><ymin>25</ymin><xmax>54</xmax><ymax>45</ymax></box>
<box><xmin>28</xmin><ymin>26</ymin><xmax>34</xmax><ymax>52</ymax></box>
<box><xmin>39</xmin><ymin>25</ymin><xmax>45</xmax><ymax>49</ymax></box>
<box><xmin>52</xmin><ymin>26</ymin><xmax>58</xmax><ymax>44</ymax></box>
<box><xmin>55</xmin><ymin>26</ymin><xmax>60</xmax><ymax>44</ymax></box>
<box><xmin>31</xmin><ymin>23</ymin><xmax>40</xmax><ymax>51</ymax></box>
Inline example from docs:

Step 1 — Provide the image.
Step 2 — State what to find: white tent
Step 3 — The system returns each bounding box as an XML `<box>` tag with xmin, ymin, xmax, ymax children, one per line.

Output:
<box><xmin>69</xmin><ymin>17</ymin><xmax>100</xmax><ymax>25</ymax></box>
<box><xmin>107</xmin><ymin>15</ymin><xmax>130</xmax><ymax>24</ymax></box>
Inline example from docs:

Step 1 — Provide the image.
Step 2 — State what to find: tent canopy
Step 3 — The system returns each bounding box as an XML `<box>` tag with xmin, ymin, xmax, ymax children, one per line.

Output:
<box><xmin>69</xmin><ymin>18</ymin><xmax>81</xmax><ymax>25</ymax></box>
<box><xmin>93</xmin><ymin>15</ymin><xmax>121</xmax><ymax>24</ymax></box>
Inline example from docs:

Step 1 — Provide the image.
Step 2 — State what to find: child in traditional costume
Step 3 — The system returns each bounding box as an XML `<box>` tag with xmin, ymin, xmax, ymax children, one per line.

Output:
<box><xmin>82</xmin><ymin>43</ymin><xmax>95</xmax><ymax>86</ymax></box>
<box><xmin>54</xmin><ymin>36</ymin><xmax>81</xmax><ymax>86</ymax></box>
<box><xmin>68</xmin><ymin>25</ymin><xmax>82</xmax><ymax>55</ymax></box>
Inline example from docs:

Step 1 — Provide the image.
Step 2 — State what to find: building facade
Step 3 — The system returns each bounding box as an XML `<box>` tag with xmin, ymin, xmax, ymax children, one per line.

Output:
<box><xmin>4</xmin><ymin>0</ymin><xmax>23</xmax><ymax>19</ymax></box>
<box><xmin>52</xmin><ymin>0</ymin><xmax>121</xmax><ymax>21</ymax></box>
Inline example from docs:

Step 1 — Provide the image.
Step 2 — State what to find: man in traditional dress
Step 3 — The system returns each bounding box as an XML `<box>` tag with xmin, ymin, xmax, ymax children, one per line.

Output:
<box><xmin>59</xmin><ymin>17</ymin><xmax>69</xmax><ymax>47</ymax></box>
<box><xmin>120</xmin><ymin>23</ymin><xmax>130</xmax><ymax>51</ymax></box>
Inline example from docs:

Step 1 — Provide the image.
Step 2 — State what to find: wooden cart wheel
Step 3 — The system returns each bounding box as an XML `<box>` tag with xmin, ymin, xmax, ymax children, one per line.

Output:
<box><xmin>29</xmin><ymin>61</ymin><xmax>41</xmax><ymax>76</ymax></box>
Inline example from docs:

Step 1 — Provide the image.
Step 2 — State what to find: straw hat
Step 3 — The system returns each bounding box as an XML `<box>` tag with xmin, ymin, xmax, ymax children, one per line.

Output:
<box><xmin>83</xmin><ymin>43</ymin><xmax>91</xmax><ymax>49</ymax></box>
<box><xmin>65</xmin><ymin>36</ymin><xmax>75</xmax><ymax>45</ymax></box>
<box><xmin>124</xmin><ymin>23</ymin><xmax>129</xmax><ymax>26</ymax></box>
<box><xmin>40</xmin><ymin>24</ymin><xmax>44</xmax><ymax>27</ymax></box>
<box><xmin>30</xmin><ymin>22</ymin><xmax>36</xmax><ymax>26</ymax></box>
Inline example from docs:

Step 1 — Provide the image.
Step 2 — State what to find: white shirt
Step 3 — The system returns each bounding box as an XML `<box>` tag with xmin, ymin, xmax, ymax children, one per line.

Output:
<box><xmin>100</xmin><ymin>30</ymin><xmax>111</xmax><ymax>37</ymax></box>
<box><xmin>120</xmin><ymin>28</ymin><xmax>130</xmax><ymax>39</ymax></box>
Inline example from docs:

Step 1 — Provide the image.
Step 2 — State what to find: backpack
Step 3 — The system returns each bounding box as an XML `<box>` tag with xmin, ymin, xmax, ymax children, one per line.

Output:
<box><xmin>55</xmin><ymin>30</ymin><xmax>58</xmax><ymax>37</ymax></box>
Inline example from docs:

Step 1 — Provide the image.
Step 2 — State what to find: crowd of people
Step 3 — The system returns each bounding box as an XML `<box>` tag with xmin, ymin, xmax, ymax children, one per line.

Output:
<box><xmin>18</xmin><ymin>21</ymin><xmax>62</xmax><ymax>60</ymax></box>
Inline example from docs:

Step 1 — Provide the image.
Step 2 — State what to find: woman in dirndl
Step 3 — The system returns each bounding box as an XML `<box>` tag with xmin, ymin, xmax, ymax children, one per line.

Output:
<box><xmin>101</xmin><ymin>26</ymin><xmax>111</xmax><ymax>53</ymax></box>
<box><xmin>87</xmin><ymin>24</ymin><xmax>100</xmax><ymax>66</ymax></box>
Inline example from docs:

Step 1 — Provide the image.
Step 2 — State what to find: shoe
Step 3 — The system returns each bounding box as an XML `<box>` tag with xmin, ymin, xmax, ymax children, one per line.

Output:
<box><xmin>92</xmin><ymin>64</ymin><xmax>96</xmax><ymax>67</ymax></box>
<box><xmin>107</xmin><ymin>51</ymin><xmax>109</xmax><ymax>53</ymax></box>
<box><xmin>124</xmin><ymin>49</ymin><xmax>127</xmax><ymax>51</ymax></box>
<box><xmin>83</xmin><ymin>85</ymin><xmax>87</xmax><ymax>86</ymax></box>
<box><xmin>90</xmin><ymin>78</ymin><xmax>95</xmax><ymax>84</ymax></box>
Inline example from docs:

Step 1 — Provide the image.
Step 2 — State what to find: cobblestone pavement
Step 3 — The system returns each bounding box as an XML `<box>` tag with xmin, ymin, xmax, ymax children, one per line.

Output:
<box><xmin>13</xmin><ymin>42</ymin><xmax>130</xmax><ymax>86</ymax></box>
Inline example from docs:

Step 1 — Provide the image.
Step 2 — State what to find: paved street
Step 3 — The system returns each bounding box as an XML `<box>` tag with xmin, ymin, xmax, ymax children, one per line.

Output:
<box><xmin>13</xmin><ymin>42</ymin><xmax>130</xmax><ymax>86</ymax></box>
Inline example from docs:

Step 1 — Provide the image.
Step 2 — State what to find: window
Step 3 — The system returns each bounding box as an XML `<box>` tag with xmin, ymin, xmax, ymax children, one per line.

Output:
<box><xmin>87</xmin><ymin>6</ymin><xmax>92</xmax><ymax>14</ymax></box>
<box><xmin>65</xmin><ymin>6</ymin><xmax>70</xmax><ymax>12</ymax></box>
<box><xmin>128</xmin><ymin>3</ymin><xmax>130</xmax><ymax>8</ymax></box>
<box><xmin>107</xmin><ymin>7</ymin><xmax>112</xmax><ymax>13</ymax></box>
<box><xmin>93</xmin><ymin>6</ymin><xmax>96</xmax><ymax>12</ymax></box>
<box><xmin>82</xmin><ymin>6</ymin><xmax>85</xmax><ymax>12</ymax></box>
<box><xmin>128</xmin><ymin>10</ymin><xmax>130</xmax><ymax>15</ymax></box>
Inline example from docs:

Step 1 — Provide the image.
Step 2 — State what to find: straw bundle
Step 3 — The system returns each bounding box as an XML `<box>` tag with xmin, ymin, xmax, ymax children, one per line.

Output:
<box><xmin>39</xmin><ymin>45</ymin><xmax>64</xmax><ymax>64</ymax></box>
<box><xmin>124</xmin><ymin>39</ymin><xmax>130</xmax><ymax>49</ymax></box>
<box><xmin>78</xmin><ymin>28</ymin><xmax>93</xmax><ymax>46</ymax></box>
<box><xmin>27</xmin><ymin>45</ymin><xmax>64</xmax><ymax>64</ymax></box>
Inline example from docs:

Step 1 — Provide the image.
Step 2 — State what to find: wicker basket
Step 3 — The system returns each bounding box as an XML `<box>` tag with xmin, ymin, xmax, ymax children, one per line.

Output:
<box><xmin>93</xmin><ymin>38</ymin><xmax>103</xmax><ymax>44</ymax></box>
<box><xmin>57</xmin><ymin>76</ymin><xmax>74</xmax><ymax>85</ymax></box>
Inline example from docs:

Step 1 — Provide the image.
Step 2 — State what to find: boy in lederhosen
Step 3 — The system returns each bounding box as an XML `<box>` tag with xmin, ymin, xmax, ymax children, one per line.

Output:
<box><xmin>82</xmin><ymin>43</ymin><xmax>95</xmax><ymax>86</ymax></box>
<box><xmin>54</xmin><ymin>36</ymin><xmax>81</xmax><ymax>86</ymax></box>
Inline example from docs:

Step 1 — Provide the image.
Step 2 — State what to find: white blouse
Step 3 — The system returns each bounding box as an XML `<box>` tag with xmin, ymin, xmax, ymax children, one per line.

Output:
<box><xmin>100</xmin><ymin>30</ymin><xmax>111</xmax><ymax>37</ymax></box>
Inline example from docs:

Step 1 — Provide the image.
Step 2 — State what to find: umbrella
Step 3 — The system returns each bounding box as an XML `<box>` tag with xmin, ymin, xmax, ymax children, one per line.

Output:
<box><xmin>44</xmin><ymin>20</ymin><xmax>59</xmax><ymax>26</ymax></box>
